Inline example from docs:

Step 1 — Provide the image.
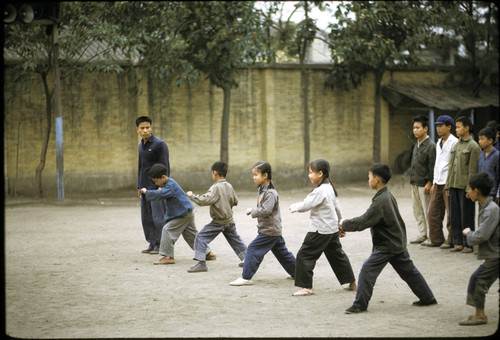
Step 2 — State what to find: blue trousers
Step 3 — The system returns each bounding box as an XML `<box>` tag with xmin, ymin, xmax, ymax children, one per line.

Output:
<box><xmin>141</xmin><ymin>196</ymin><xmax>166</xmax><ymax>250</ymax></box>
<box><xmin>193</xmin><ymin>221</ymin><xmax>247</xmax><ymax>261</ymax></box>
<box><xmin>352</xmin><ymin>249</ymin><xmax>435</xmax><ymax>310</ymax></box>
<box><xmin>242</xmin><ymin>233</ymin><xmax>296</xmax><ymax>280</ymax></box>
<box><xmin>466</xmin><ymin>258</ymin><xmax>499</xmax><ymax>310</ymax></box>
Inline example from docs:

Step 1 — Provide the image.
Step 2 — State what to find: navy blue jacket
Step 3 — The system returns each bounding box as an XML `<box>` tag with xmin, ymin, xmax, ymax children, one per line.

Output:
<box><xmin>145</xmin><ymin>178</ymin><xmax>194</xmax><ymax>223</ymax></box>
<box><xmin>138</xmin><ymin>134</ymin><xmax>170</xmax><ymax>189</ymax></box>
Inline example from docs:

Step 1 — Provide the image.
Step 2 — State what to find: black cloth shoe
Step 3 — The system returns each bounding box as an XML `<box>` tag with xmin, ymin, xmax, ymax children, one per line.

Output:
<box><xmin>345</xmin><ymin>305</ymin><xmax>367</xmax><ymax>314</ymax></box>
<box><xmin>412</xmin><ymin>298</ymin><xmax>437</xmax><ymax>306</ymax></box>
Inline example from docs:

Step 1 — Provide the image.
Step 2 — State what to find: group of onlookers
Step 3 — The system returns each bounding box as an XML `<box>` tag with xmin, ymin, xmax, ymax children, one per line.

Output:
<box><xmin>409</xmin><ymin>115</ymin><xmax>499</xmax><ymax>325</ymax></box>
<box><xmin>409</xmin><ymin>115</ymin><xmax>499</xmax><ymax>251</ymax></box>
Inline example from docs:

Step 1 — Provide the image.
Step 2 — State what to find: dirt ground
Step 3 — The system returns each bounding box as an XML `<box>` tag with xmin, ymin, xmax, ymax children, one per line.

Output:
<box><xmin>4</xmin><ymin>176</ymin><xmax>499</xmax><ymax>338</ymax></box>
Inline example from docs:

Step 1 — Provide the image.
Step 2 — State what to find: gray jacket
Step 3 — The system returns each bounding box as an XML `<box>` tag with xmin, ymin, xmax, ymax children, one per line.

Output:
<box><xmin>250</xmin><ymin>184</ymin><xmax>282</xmax><ymax>237</ymax></box>
<box><xmin>189</xmin><ymin>179</ymin><xmax>238</xmax><ymax>225</ymax></box>
<box><xmin>410</xmin><ymin>136</ymin><xmax>436</xmax><ymax>186</ymax></box>
<box><xmin>466</xmin><ymin>196</ymin><xmax>500</xmax><ymax>260</ymax></box>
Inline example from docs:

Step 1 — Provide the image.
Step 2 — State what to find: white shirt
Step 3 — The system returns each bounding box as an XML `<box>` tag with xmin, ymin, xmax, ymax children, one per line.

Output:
<box><xmin>289</xmin><ymin>183</ymin><xmax>342</xmax><ymax>234</ymax></box>
<box><xmin>433</xmin><ymin>134</ymin><xmax>459</xmax><ymax>185</ymax></box>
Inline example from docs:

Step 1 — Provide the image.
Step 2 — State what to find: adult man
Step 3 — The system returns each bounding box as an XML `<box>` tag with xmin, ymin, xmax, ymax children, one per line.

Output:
<box><xmin>409</xmin><ymin>115</ymin><xmax>436</xmax><ymax>244</ymax></box>
<box><xmin>136</xmin><ymin>116</ymin><xmax>170</xmax><ymax>254</ymax></box>
<box><xmin>445</xmin><ymin>116</ymin><xmax>482</xmax><ymax>253</ymax></box>
<box><xmin>425</xmin><ymin>115</ymin><xmax>458</xmax><ymax>248</ymax></box>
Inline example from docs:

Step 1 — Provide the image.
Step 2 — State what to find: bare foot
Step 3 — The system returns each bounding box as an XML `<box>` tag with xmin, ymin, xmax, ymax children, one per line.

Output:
<box><xmin>344</xmin><ymin>281</ymin><xmax>357</xmax><ymax>291</ymax></box>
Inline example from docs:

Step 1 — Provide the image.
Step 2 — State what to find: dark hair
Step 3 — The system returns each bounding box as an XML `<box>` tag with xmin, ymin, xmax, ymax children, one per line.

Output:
<box><xmin>468</xmin><ymin>172</ymin><xmax>493</xmax><ymax>196</ymax></box>
<box><xmin>307</xmin><ymin>159</ymin><xmax>338</xmax><ymax>196</ymax></box>
<box><xmin>212</xmin><ymin>161</ymin><xmax>228</xmax><ymax>177</ymax></box>
<box><xmin>486</xmin><ymin>120</ymin><xmax>499</xmax><ymax>132</ymax></box>
<box><xmin>253</xmin><ymin>161</ymin><xmax>274</xmax><ymax>189</ymax></box>
<box><xmin>136</xmin><ymin>116</ymin><xmax>152</xmax><ymax>127</ymax></box>
<box><xmin>369</xmin><ymin>163</ymin><xmax>392</xmax><ymax>184</ymax></box>
<box><xmin>478</xmin><ymin>127</ymin><xmax>496</xmax><ymax>140</ymax></box>
<box><xmin>412</xmin><ymin>114</ymin><xmax>429</xmax><ymax>128</ymax></box>
<box><xmin>455</xmin><ymin>116</ymin><xmax>474</xmax><ymax>132</ymax></box>
<box><xmin>148</xmin><ymin>163</ymin><xmax>168</xmax><ymax>179</ymax></box>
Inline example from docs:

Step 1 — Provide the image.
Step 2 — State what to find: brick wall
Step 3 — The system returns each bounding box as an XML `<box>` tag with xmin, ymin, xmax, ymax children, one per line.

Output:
<box><xmin>3</xmin><ymin>66</ymin><xmax>449</xmax><ymax>197</ymax></box>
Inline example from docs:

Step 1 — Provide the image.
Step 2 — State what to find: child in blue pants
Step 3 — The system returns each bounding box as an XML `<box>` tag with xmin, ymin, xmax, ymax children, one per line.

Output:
<box><xmin>230</xmin><ymin>162</ymin><xmax>296</xmax><ymax>286</ymax></box>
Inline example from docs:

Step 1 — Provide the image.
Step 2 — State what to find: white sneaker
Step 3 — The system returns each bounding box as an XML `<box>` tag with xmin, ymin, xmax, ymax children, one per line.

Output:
<box><xmin>229</xmin><ymin>277</ymin><xmax>253</xmax><ymax>286</ymax></box>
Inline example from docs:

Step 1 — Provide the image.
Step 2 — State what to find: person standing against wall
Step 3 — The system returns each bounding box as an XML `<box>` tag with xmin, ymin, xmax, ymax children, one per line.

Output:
<box><xmin>445</xmin><ymin>116</ymin><xmax>482</xmax><ymax>253</ymax></box>
<box><xmin>136</xmin><ymin>116</ymin><xmax>170</xmax><ymax>254</ymax></box>
<box><xmin>426</xmin><ymin>115</ymin><xmax>458</xmax><ymax>248</ymax></box>
<box><xmin>409</xmin><ymin>115</ymin><xmax>436</xmax><ymax>244</ymax></box>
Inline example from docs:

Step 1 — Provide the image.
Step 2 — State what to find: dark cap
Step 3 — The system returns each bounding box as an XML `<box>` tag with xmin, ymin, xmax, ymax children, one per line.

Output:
<box><xmin>434</xmin><ymin>115</ymin><xmax>454</xmax><ymax>126</ymax></box>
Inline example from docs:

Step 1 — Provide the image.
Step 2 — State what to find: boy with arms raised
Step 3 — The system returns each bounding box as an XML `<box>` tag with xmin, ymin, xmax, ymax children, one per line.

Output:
<box><xmin>140</xmin><ymin>163</ymin><xmax>214</xmax><ymax>265</ymax></box>
<box><xmin>340</xmin><ymin>163</ymin><xmax>437</xmax><ymax>314</ymax></box>
<box><xmin>459</xmin><ymin>172</ymin><xmax>499</xmax><ymax>326</ymax></box>
<box><xmin>186</xmin><ymin>161</ymin><xmax>247</xmax><ymax>273</ymax></box>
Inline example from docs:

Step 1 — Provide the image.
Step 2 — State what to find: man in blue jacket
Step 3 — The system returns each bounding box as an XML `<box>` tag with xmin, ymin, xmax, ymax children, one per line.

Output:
<box><xmin>136</xmin><ymin>116</ymin><xmax>170</xmax><ymax>254</ymax></box>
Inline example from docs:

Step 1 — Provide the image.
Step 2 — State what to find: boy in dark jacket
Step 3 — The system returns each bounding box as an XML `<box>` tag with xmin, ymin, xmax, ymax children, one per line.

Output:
<box><xmin>340</xmin><ymin>163</ymin><xmax>437</xmax><ymax>314</ymax></box>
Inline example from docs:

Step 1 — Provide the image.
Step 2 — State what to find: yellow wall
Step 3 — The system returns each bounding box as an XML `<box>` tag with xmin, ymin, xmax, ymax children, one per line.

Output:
<box><xmin>3</xmin><ymin>66</ymin><xmax>451</xmax><ymax>197</ymax></box>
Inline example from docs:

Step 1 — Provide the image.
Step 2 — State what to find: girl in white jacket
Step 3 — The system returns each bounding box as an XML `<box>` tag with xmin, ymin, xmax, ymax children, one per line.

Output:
<box><xmin>290</xmin><ymin>159</ymin><xmax>356</xmax><ymax>296</ymax></box>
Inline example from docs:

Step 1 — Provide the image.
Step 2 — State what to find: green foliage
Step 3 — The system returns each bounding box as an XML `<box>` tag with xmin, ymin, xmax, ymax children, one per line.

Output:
<box><xmin>171</xmin><ymin>1</ymin><xmax>273</xmax><ymax>89</ymax></box>
<box><xmin>325</xmin><ymin>1</ymin><xmax>499</xmax><ymax>91</ymax></box>
<box><xmin>325</xmin><ymin>1</ymin><xmax>432</xmax><ymax>90</ymax></box>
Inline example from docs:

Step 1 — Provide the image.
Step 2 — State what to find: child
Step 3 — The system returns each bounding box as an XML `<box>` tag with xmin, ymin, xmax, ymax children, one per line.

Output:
<box><xmin>459</xmin><ymin>172</ymin><xmax>499</xmax><ymax>326</ymax></box>
<box><xmin>340</xmin><ymin>163</ymin><xmax>437</xmax><ymax>314</ymax></box>
<box><xmin>289</xmin><ymin>159</ymin><xmax>356</xmax><ymax>296</ymax></box>
<box><xmin>186</xmin><ymin>161</ymin><xmax>247</xmax><ymax>273</ymax></box>
<box><xmin>477</xmin><ymin>127</ymin><xmax>500</xmax><ymax>205</ymax></box>
<box><xmin>229</xmin><ymin>161</ymin><xmax>296</xmax><ymax>286</ymax></box>
<box><xmin>140</xmin><ymin>163</ymin><xmax>214</xmax><ymax>265</ymax></box>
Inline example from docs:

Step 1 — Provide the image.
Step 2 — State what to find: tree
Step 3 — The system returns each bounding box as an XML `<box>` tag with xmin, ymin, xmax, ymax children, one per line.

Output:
<box><xmin>424</xmin><ymin>1</ymin><xmax>499</xmax><ymax>95</ymax></box>
<box><xmin>171</xmin><ymin>1</ymin><xmax>273</xmax><ymax>163</ymax></box>
<box><xmin>258</xmin><ymin>1</ymin><xmax>328</xmax><ymax>172</ymax></box>
<box><xmin>4</xmin><ymin>2</ymin><xmax>146</xmax><ymax>197</ymax></box>
<box><xmin>325</xmin><ymin>1</ymin><xmax>433</xmax><ymax>162</ymax></box>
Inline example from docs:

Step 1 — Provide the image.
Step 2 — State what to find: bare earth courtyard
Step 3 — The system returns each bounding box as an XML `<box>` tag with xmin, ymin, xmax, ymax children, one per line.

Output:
<box><xmin>4</xmin><ymin>177</ymin><xmax>499</xmax><ymax>338</ymax></box>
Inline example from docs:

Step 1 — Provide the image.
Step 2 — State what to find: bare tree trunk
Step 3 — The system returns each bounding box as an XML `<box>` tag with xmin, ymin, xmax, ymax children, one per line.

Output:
<box><xmin>301</xmin><ymin>63</ymin><xmax>310</xmax><ymax>170</ymax></box>
<box><xmin>220</xmin><ymin>84</ymin><xmax>231</xmax><ymax>163</ymax></box>
<box><xmin>35</xmin><ymin>73</ymin><xmax>53</xmax><ymax>197</ymax></box>
<box><xmin>372</xmin><ymin>69</ymin><xmax>384</xmax><ymax>163</ymax></box>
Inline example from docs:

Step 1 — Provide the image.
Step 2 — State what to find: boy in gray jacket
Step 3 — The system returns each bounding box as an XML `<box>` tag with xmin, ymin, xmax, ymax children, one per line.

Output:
<box><xmin>186</xmin><ymin>161</ymin><xmax>247</xmax><ymax>273</ymax></box>
<box><xmin>460</xmin><ymin>172</ymin><xmax>500</xmax><ymax>326</ymax></box>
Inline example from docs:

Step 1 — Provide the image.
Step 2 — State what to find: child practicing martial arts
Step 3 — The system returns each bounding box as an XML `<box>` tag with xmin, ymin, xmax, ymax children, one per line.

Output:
<box><xmin>340</xmin><ymin>163</ymin><xmax>437</xmax><ymax>314</ymax></box>
<box><xmin>459</xmin><ymin>172</ymin><xmax>499</xmax><ymax>326</ymax></box>
<box><xmin>229</xmin><ymin>161</ymin><xmax>296</xmax><ymax>286</ymax></box>
<box><xmin>290</xmin><ymin>159</ymin><xmax>356</xmax><ymax>296</ymax></box>
<box><xmin>186</xmin><ymin>161</ymin><xmax>247</xmax><ymax>273</ymax></box>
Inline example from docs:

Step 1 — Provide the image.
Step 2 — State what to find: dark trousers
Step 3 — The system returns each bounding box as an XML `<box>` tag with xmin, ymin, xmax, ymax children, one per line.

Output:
<box><xmin>141</xmin><ymin>196</ymin><xmax>166</xmax><ymax>250</ymax></box>
<box><xmin>242</xmin><ymin>233</ymin><xmax>296</xmax><ymax>280</ymax></box>
<box><xmin>427</xmin><ymin>184</ymin><xmax>452</xmax><ymax>245</ymax></box>
<box><xmin>295</xmin><ymin>231</ymin><xmax>355</xmax><ymax>289</ymax></box>
<box><xmin>449</xmin><ymin>188</ymin><xmax>475</xmax><ymax>247</ymax></box>
<box><xmin>352</xmin><ymin>249</ymin><xmax>435</xmax><ymax>310</ymax></box>
<box><xmin>466</xmin><ymin>258</ymin><xmax>499</xmax><ymax>310</ymax></box>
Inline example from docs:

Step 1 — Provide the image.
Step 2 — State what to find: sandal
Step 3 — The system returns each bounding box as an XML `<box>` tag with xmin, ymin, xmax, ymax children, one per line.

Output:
<box><xmin>292</xmin><ymin>288</ymin><xmax>314</xmax><ymax>296</ymax></box>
